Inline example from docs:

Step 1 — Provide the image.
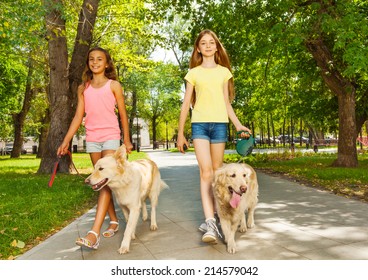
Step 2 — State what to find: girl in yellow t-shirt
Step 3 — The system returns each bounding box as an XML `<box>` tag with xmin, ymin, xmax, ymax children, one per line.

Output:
<box><xmin>177</xmin><ymin>29</ymin><xmax>252</xmax><ymax>243</ymax></box>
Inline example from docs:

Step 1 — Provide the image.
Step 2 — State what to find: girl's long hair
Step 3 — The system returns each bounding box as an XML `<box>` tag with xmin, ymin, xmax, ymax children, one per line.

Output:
<box><xmin>81</xmin><ymin>47</ymin><xmax>117</xmax><ymax>87</ymax></box>
<box><xmin>189</xmin><ymin>29</ymin><xmax>234</xmax><ymax>106</ymax></box>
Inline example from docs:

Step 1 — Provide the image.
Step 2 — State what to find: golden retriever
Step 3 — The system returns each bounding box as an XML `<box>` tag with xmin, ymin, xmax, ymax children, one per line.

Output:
<box><xmin>85</xmin><ymin>144</ymin><xmax>167</xmax><ymax>254</ymax></box>
<box><xmin>212</xmin><ymin>163</ymin><xmax>259</xmax><ymax>254</ymax></box>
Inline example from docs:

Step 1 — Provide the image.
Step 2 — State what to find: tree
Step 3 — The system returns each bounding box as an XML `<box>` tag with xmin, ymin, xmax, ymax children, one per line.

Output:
<box><xmin>0</xmin><ymin>0</ymin><xmax>47</xmax><ymax>157</ymax></box>
<box><xmin>38</xmin><ymin>0</ymin><xmax>99</xmax><ymax>173</ymax></box>
<box><xmin>131</xmin><ymin>62</ymin><xmax>182</xmax><ymax>144</ymax></box>
<box><xmin>11</xmin><ymin>56</ymin><xmax>39</xmax><ymax>157</ymax></box>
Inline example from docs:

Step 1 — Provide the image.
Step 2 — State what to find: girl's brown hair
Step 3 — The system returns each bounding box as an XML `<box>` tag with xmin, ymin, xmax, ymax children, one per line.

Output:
<box><xmin>189</xmin><ymin>30</ymin><xmax>234</xmax><ymax>106</ymax></box>
<box><xmin>82</xmin><ymin>47</ymin><xmax>117</xmax><ymax>86</ymax></box>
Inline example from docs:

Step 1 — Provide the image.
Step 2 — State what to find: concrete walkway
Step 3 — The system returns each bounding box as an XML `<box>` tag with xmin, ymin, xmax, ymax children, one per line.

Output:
<box><xmin>18</xmin><ymin>150</ymin><xmax>368</xmax><ymax>260</ymax></box>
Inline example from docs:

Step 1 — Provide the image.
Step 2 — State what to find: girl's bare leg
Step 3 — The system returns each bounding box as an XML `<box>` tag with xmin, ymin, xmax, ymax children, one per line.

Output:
<box><xmin>82</xmin><ymin>151</ymin><xmax>118</xmax><ymax>244</ymax></box>
<box><xmin>193</xmin><ymin>140</ymin><xmax>225</xmax><ymax>220</ymax></box>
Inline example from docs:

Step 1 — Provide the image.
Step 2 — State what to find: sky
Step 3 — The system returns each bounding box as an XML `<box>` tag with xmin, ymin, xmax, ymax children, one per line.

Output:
<box><xmin>150</xmin><ymin>47</ymin><xmax>177</xmax><ymax>64</ymax></box>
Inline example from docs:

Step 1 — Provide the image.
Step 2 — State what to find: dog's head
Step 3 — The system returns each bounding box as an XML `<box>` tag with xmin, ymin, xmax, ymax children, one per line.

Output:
<box><xmin>213</xmin><ymin>163</ymin><xmax>254</xmax><ymax>209</ymax></box>
<box><xmin>84</xmin><ymin>144</ymin><xmax>128</xmax><ymax>191</ymax></box>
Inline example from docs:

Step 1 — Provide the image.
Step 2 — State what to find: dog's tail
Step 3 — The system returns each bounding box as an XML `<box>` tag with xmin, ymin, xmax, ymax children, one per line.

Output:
<box><xmin>160</xmin><ymin>180</ymin><xmax>169</xmax><ymax>191</ymax></box>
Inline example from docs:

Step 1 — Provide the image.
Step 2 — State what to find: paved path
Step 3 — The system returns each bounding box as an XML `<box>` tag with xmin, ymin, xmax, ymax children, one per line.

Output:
<box><xmin>18</xmin><ymin>150</ymin><xmax>368</xmax><ymax>260</ymax></box>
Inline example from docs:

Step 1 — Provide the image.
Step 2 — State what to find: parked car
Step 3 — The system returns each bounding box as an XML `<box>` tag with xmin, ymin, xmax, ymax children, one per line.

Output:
<box><xmin>277</xmin><ymin>135</ymin><xmax>290</xmax><ymax>143</ymax></box>
<box><xmin>292</xmin><ymin>137</ymin><xmax>309</xmax><ymax>143</ymax></box>
<box><xmin>4</xmin><ymin>143</ymin><xmax>27</xmax><ymax>155</ymax></box>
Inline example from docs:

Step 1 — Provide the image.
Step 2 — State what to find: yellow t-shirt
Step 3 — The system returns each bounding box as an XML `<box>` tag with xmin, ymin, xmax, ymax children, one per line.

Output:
<box><xmin>185</xmin><ymin>65</ymin><xmax>232</xmax><ymax>123</ymax></box>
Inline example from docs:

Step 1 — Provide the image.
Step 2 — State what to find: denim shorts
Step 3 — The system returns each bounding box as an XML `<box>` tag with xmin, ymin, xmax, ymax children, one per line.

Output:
<box><xmin>86</xmin><ymin>139</ymin><xmax>121</xmax><ymax>153</ymax></box>
<box><xmin>191</xmin><ymin>122</ymin><xmax>228</xmax><ymax>143</ymax></box>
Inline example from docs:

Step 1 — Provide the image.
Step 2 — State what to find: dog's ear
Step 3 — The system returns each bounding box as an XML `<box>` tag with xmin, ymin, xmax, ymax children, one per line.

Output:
<box><xmin>214</xmin><ymin>166</ymin><xmax>227</xmax><ymax>186</ymax></box>
<box><xmin>113</xmin><ymin>144</ymin><xmax>127</xmax><ymax>166</ymax></box>
<box><xmin>241</xmin><ymin>163</ymin><xmax>257</xmax><ymax>191</ymax></box>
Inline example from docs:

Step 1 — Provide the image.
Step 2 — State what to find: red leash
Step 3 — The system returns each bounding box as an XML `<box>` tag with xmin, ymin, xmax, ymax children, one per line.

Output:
<box><xmin>48</xmin><ymin>151</ymin><xmax>83</xmax><ymax>187</ymax></box>
<box><xmin>48</xmin><ymin>157</ymin><xmax>61</xmax><ymax>187</ymax></box>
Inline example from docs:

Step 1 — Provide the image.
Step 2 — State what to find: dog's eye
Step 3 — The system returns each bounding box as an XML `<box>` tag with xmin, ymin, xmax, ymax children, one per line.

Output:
<box><xmin>243</xmin><ymin>174</ymin><xmax>246</xmax><ymax>177</ymax></box>
<box><xmin>99</xmin><ymin>167</ymin><xmax>104</xmax><ymax>171</ymax></box>
<box><xmin>230</xmin><ymin>174</ymin><xmax>236</xmax><ymax>178</ymax></box>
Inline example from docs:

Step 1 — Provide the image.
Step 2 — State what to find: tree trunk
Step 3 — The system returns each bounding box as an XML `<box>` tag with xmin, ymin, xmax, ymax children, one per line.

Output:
<box><xmin>11</xmin><ymin>57</ymin><xmax>37</xmax><ymax>158</ymax></box>
<box><xmin>38</xmin><ymin>0</ymin><xmax>99</xmax><ymax>173</ymax></box>
<box><xmin>152</xmin><ymin>116</ymin><xmax>157</xmax><ymax>144</ymax></box>
<box><xmin>266</xmin><ymin>114</ymin><xmax>271</xmax><ymax>147</ymax></box>
<box><xmin>131</xmin><ymin>90</ymin><xmax>137</xmax><ymax>145</ymax></box>
<box><xmin>270</xmin><ymin>113</ymin><xmax>276</xmax><ymax>147</ymax></box>
<box><xmin>334</xmin><ymin>88</ymin><xmax>358</xmax><ymax>167</ymax></box>
<box><xmin>299</xmin><ymin>119</ymin><xmax>303</xmax><ymax>146</ymax></box>
<box><xmin>37</xmin><ymin>108</ymin><xmax>50</xmax><ymax>158</ymax></box>
<box><xmin>69</xmin><ymin>0</ymin><xmax>99</xmax><ymax>109</ymax></box>
<box><xmin>282</xmin><ymin>117</ymin><xmax>286</xmax><ymax>146</ymax></box>
<box><xmin>38</xmin><ymin>0</ymin><xmax>70</xmax><ymax>174</ymax></box>
<box><xmin>306</xmin><ymin>37</ymin><xmax>358</xmax><ymax>167</ymax></box>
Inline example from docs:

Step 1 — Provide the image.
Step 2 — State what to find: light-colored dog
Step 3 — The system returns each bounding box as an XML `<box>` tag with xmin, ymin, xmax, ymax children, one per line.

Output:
<box><xmin>85</xmin><ymin>144</ymin><xmax>167</xmax><ymax>254</ymax></box>
<box><xmin>212</xmin><ymin>163</ymin><xmax>259</xmax><ymax>254</ymax></box>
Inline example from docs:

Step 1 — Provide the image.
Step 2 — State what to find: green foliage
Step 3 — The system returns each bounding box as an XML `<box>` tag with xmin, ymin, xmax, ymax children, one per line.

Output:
<box><xmin>0</xmin><ymin>0</ymin><xmax>48</xmax><ymax>141</ymax></box>
<box><xmin>156</xmin><ymin>0</ymin><xmax>368</xmax><ymax>139</ymax></box>
<box><xmin>128</xmin><ymin>62</ymin><xmax>183</xmax><ymax>141</ymax></box>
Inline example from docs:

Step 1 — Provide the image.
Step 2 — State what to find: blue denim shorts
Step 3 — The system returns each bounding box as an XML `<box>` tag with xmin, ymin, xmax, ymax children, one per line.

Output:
<box><xmin>191</xmin><ymin>122</ymin><xmax>228</xmax><ymax>143</ymax></box>
<box><xmin>86</xmin><ymin>139</ymin><xmax>120</xmax><ymax>153</ymax></box>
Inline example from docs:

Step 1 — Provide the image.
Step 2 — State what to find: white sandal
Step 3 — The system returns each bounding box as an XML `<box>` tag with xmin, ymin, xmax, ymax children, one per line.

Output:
<box><xmin>102</xmin><ymin>221</ymin><xmax>119</xmax><ymax>238</ymax></box>
<box><xmin>76</xmin><ymin>230</ymin><xmax>100</xmax><ymax>249</ymax></box>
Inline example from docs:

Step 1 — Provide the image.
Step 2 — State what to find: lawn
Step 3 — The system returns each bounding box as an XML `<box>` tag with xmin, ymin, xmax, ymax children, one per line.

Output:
<box><xmin>0</xmin><ymin>152</ymin><xmax>146</xmax><ymax>260</ymax></box>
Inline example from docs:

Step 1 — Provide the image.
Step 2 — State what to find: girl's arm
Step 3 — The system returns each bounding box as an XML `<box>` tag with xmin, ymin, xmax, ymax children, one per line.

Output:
<box><xmin>111</xmin><ymin>80</ymin><xmax>133</xmax><ymax>153</ymax></box>
<box><xmin>177</xmin><ymin>82</ymin><xmax>193</xmax><ymax>153</ymax></box>
<box><xmin>223</xmin><ymin>81</ymin><xmax>252</xmax><ymax>134</ymax></box>
<box><xmin>57</xmin><ymin>85</ymin><xmax>85</xmax><ymax>156</ymax></box>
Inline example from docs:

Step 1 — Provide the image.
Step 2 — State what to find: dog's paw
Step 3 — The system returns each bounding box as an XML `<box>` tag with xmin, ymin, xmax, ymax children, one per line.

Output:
<box><xmin>247</xmin><ymin>215</ymin><xmax>255</xmax><ymax>228</ymax></box>
<box><xmin>150</xmin><ymin>224</ymin><xmax>158</xmax><ymax>231</ymax></box>
<box><xmin>227</xmin><ymin>245</ymin><xmax>236</xmax><ymax>254</ymax></box>
<box><xmin>227</xmin><ymin>240</ymin><xmax>236</xmax><ymax>254</ymax></box>
<box><xmin>238</xmin><ymin>226</ymin><xmax>247</xmax><ymax>233</ymax></box>
<box><xmin>247</xmin><ymin>221</ymin><xmax>255</xmax><ymax>229</ymax></box>
<box><xmin>142</xmin><ymin>211</ymin><xmax>148</xmax><ymax>221</ymax></box>
<box><xmin>131</xmin><ymin>233</ymin><xmax>136</xmax><ymax>240</ymax></box>
<box><xmin>118</xmin><ymin>246</ymin><xmax>130</xmax><ymax>254</ymax></box>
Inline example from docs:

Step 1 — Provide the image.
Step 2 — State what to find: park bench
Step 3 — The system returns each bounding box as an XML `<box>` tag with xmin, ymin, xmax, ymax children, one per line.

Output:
<box><xmin>313</xmin><ymin>138</ymin><xmax>338</xmax><ymax>152</ymax></box>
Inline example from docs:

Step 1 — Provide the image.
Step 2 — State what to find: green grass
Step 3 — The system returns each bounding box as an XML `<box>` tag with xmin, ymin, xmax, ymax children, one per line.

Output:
<box><xmin>224</xmin><ymin>150</ymin><xmax>368</xmax><ymax>202</ymax></box>
<box><xmin>0</xmin><ymin>152</ymin><xmax>146</xmax><ymax>260</ymax></box>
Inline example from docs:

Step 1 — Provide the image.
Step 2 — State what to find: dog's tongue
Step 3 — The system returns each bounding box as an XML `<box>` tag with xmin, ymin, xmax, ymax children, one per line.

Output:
<box><xmin>230</xmin><ymin>191</ymin><xmax>241</xmax><ymax>208</ymax></box>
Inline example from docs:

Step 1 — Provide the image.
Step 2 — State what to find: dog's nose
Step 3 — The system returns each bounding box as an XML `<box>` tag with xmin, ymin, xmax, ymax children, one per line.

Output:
<box><xmin>240</xmin><ymin>185</ymin><xmax>247</xmax><ymax>193</ymax></box>
<box><xmin>84</xmin><ymin>178</ymin><xmax>90</xmax><ymax>184</ymax></box>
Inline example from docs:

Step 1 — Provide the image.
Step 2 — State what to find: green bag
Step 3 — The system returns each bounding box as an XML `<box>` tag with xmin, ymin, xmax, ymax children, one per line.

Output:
<box><xmin>235</xmin><ymin>131</ymin><xmax>254</xmax><ymax>156</ymax></box>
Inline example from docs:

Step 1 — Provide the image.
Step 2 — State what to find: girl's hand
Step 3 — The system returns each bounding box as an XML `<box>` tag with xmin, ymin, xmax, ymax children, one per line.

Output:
<box><xmin>57</xmin><ymin>142</ymin><xmax>69</xmax><ymax>157</ymax></box>
<box><xmin>237</xmin><ymin>126</ymin><xmax>252</xmax><ymax>138</ymax></box>
<box><xmin>177</xmin><ymin>135</ymin><xmax>189</xmax><ymax>154</ymax></box>
<box><xmin>124</xmin><ymin>140</ymin><xmax>134</xmax><ymax>154</ymax></box>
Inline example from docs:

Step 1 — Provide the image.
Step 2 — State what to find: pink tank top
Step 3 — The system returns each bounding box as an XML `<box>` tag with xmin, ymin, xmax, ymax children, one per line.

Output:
<box><xmin>83</xmin><ymin>79</ymin><xmax>121</xmax><ymax>142</ymax></box>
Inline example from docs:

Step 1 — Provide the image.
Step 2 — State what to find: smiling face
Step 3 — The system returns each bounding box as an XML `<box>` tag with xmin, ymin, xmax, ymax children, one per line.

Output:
<box><xmin>88</xmin><ymin>50</ymin><xmax>108</xmax><ymax>75</ymax></box>
<box><xmin>85</xmin><ymin>155</ymin><xmax>116</xmax><ymax>191</ymax></box>
<box><xmin>196</xmin><ymin>33</ymin><xmax>218</xmax><ymax>57</ymax></box>
<box><xmin>213</xmin><ymin>163</ymin><xmax>251</xmax><ymax>209</ymax></box>
<box><xmin>85</xmin><ymin>145</ymin><xmax>128</xmax><ymax>191</ymax></box>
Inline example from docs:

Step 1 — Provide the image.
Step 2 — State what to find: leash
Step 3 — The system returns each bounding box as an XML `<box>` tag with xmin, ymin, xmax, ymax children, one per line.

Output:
<box><xmin>48</xmin><ymin>150</ymin><xmax>85</xmax><ymax>188</ymax></box>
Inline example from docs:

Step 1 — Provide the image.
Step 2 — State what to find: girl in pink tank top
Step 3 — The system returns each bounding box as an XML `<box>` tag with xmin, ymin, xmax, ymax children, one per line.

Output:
<box><xmin>57</xmin><ymin>47</ymin><xmax>133</xmax><ymax>250</ymax></box>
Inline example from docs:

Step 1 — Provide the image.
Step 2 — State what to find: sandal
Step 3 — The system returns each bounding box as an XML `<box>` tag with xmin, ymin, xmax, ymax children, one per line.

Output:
<box><xmin>76</xmin><ymin>230</ymin><xmax>100</xmax><ymax>250</ymax></box>
<box><xmin>102</xmin><ymin>221</ymin><xmax>119</xmax><ymax>238</ymax></box>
